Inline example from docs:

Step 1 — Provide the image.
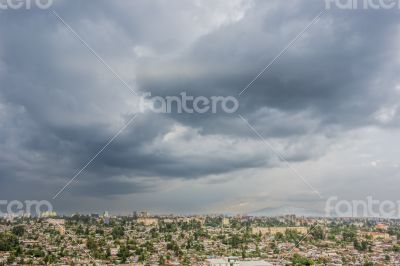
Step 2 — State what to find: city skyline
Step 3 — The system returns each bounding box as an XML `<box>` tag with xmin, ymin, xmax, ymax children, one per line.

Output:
<box><xmin>2</xmin><ymin>1</ymin><xmax>400</xmax><ymax>265</ymax></box>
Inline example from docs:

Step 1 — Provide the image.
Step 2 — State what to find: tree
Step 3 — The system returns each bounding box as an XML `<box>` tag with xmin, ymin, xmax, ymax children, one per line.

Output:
<box><xmin>76</xmin><ymin>224</ymin><xmax>84</xmax><ymax>235</ymax></box>
<box><xmin>310</xmin><ymin>226</ymin><xmax>325</xmax><ymax>240</ymax></box>
<box><xmin>112</xmin><ymin>226</ymin><xmax>124</xmax><ymax>239</ymax></box>
<box><xmin>229</xmin><ymin>234</ymin><xmax>242</xmax><ymax>248</ymax></box>
<box><xmin>342</xmin><ymin>229</ymin><xmax>357</xmax><ymax>242</ymax></box>
<box><xmin>138</xmin><ymin>252</ymin><xmax>146</xmax><ymax>262</ymax></box>
<box><xmin>241</xmin><ymin>245</ymin><xmax>246</xmax><ymax>259</ymax></box>
<box><xmin>255</xmin><ymin>244</ymin><xmax>261</xmax><ymax>257</ymax></box>
<box><xmin>354</xmin><ymin>239</ymin><xmax>369</xmax><ymax>251</ymax></box>
<box><xmin>86</xmin><ymin>237</ymin><xmax>97</xmax><ymax>251</ymax></box>
<box><xmin>285</xmin><ymin>229</ymin><xmax>302</xmax><ymax>243</ymax></box>
<box><xmin>159</xmin><ymin>255</ymin><xmax>166</xmax><ymax>266</ymax></box>
<box><xmin>6</xmin><ymin>254</ymin><xmax>15</xmax><ymax>264</ymax></box>
<box><xmin>0</xmin><ymin>233</ymin><xmax>19</xmax><ymax>251</ymax></box>
<box><xmin>12</xmin><ymin>225</ymin><xmax>25</xmax><ymax>237</ymax></box>
<box><xmin>106</xmin><ymin>247</ymin><xmax>111</xmax><ymax>258</ymax></box>
<box><xmin>118</xmin><ymin>245</ymin><xmax>129</xmax><ymax>263</ymax></box>
<box><xmin>292</xmin><ymin>253</ymin><xmax>315</xmax><ymax>265</ymax></box>
<box><xmin>275</xmin><ymin>232</ymin><xmax>284</xmax><ymax>241</ymax></box>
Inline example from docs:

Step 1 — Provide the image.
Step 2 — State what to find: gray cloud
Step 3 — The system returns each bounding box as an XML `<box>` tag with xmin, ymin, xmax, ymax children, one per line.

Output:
<box><xmin>0</xmin><ymin>0</ymin><xmax>399</xmax><ymax>213</ymax></box>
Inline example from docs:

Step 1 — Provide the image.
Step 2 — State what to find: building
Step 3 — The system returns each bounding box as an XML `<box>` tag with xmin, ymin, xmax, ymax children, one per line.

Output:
<box><xmin>137</xmin><ymin>217</ymin><xmax>158</xmax><ymax>226</ymax></box>
<box><xmin>134</xmin><ymin>211</ymin><xmax>150</xmax><ymax>218</ymax></box>
<box><xmin>46</xmin><ymin>219</ymin><xmax>66</xmax><ymax>235</ymax></box>
<box><xmin>206</xmin><ymin>258</ymin><xmax>235</xmax><ymax>266</ymax></box>
<box><xmin>222</xmin><ymin>218</ymin><xmax>230</xmax><ymax>226</ymax></box>
<box><xmin>365</xmin><ymin>232</ymin><xmax>390</xmax><ymax>240</ymax></box>
<box><xmin>40</xmin><ymin>211</ymin><xmax>57</xmax><ymax>218</ymax></box>
<box><xmin>110</xmin><ymin>248</ymin><xmax>119</xmax><ymax>257</ymax></box>
<box><xmin>101</xmin><ymin>211</ymin><xmax>110</xmax><ymax>224</ymax></box>
<box><xmin>375</xmin><ymin>223</ymin><xmax>389</xmax><ymax>231</ymax></box>
<box><xmin>4</xmin><ymin>214</ymin><xmax>16</xmax><ymax>221</ymax></box>
<box><xmin>252</xmin><ymin>226</ymin><xmax>308</xmax><ymax>235</ymax></box>
<box><xmin>46</xmin><ymin>218</ymin><xmax>65</xmax><ymax>225</ymax></box>
<box><xmin>57</xmin><ymin>226</ymin><xmax>66</xmax><ymax>235</ymax></box>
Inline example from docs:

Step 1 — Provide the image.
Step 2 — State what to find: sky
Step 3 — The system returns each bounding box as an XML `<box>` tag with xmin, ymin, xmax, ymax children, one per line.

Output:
<box><xmin>0</xmin><ymin>0</ymin><xmax>400</xmax><ymax>216</ymax></box>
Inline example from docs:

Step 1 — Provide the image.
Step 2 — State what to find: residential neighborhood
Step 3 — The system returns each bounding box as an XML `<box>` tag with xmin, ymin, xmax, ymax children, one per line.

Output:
<box><xmin>1</xmin><ymin>213</ymin><xmax>400</xmax><ymax>265</ymax></box>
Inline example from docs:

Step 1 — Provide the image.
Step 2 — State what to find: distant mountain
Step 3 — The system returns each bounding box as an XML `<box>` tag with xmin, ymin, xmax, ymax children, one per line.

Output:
<box><xmin>249</xmin><ymin>205</ymin><xmax>325</xmax><ymax>217</ymax></box>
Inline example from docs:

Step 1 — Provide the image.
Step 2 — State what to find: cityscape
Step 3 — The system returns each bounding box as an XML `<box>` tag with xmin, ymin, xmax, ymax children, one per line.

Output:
<box><xmin>1</xmin><ymin>0</ymin><xmax>400</xmax><ymax>265</ymax></box>
<box><xmin>2</xmin><ymin>212</ymin><xmax>400</xmax><ymax>265</ymax></box>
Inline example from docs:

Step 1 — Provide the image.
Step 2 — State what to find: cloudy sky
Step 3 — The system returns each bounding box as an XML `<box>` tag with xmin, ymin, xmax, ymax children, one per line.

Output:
<box><xmin>0</xmin><ymin>0</ymin><xmax>400</xmax><ymax>215</ymax></box>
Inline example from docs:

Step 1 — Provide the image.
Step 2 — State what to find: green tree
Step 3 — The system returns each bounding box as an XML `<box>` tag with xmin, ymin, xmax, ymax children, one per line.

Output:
<box><xmin>342</xmin><ymin>229</ymin><xmax>357</xmax><ymax>242</ymax></box>
<box><xmin>0</xmin><ymin>233</ymin><xmax>19</xmax><ymax>251</ymax></box>
<box><xmin>159</xmin><ymin>255</ymin><xmax>166</xmax><ymax>266</ymax></box>
<box><xmin>12</xmin><ymin>225</ymin><xmax>25</xmax><ymax>237</ymax></box>
<box><xmin>87</xmin><ymin>237</ymin><xmax>97</xmax><ymax>250</ymax></box>
<box><xmin>117</xmin><ymin>245</ymin><xmax>129</xmax><ymax>263</ymax></box>
<box><xmin>112</xmin><ymin>226</ymin><xmax>124</xmax><ymax>239</ymax></box>
<box><xmin>310</xmin><ymin>225</ymin><xmax>325</xmax><ymax>240</ymax></box>
<box><xmin>292</xmin><ymin>253</ymin><xmax>315</xmax><ymax>265</ymax></box>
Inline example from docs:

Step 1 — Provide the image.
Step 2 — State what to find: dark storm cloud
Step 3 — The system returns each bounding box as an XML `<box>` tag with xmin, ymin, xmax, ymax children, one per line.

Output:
<box><xmin>0</xmin><ymin>0</ymin><xmax>399</xmax><ymax>202</ymax></box>
<box><xmin>137</xmin><ymin>4</ymin><xmax>400</xmax><ymax>134</ymax></box>
<box><xmin>69</xmin><ymin>179</ymin><xmax>155</xmax><ymax>197</ymax></box>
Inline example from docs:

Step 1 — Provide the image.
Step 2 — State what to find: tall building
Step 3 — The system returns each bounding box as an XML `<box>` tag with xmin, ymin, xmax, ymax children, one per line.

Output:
<box><xmin>103</xmin><ymin>211</ymin><xmax>110</xmax><ymax>225</ymax></box>
<box><xmin>137</xmin><ymin>217</ymin><xmax>158</xmax><ymax>226</ymax></box>
<box><xmin>222</xmin><ymin>218</ymin><xmax>230</xmax><ymax>226</ymax></box>
<box><xmin>40</xmin><ymin>211</ymin><xmax>57</xmax><ymax>218</ymax></box>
